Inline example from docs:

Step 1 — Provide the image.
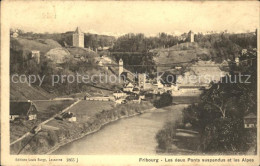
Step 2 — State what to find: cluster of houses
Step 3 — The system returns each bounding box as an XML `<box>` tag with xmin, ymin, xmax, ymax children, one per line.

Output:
<box><xmin>112</xmin><ymin>82</ymin><xmax>145</xmax><ymax>104</ymax></box>
<box><xmin>235</xmin><ymin>48</ymin><xmax>257</xmax><ymax>66</ymax></box>
<box><xmin>110</xmin><ymin>71</ymin><xmax>257</xmax><ymax>130</ymax></box>
<box><xmin>111</xmin><ymin>58</ymin><xmax>207</xmax><ymax>104</ymax></box>
<box><xmin>96</xmin><ymin>54</ymin><xmax>113</xmax><ymax>70</ymax></box>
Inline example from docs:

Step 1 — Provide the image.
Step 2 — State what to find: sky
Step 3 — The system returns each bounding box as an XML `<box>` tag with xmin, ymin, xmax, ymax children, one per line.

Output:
<box><xmin>3</xmin><ymin>1</ymin><xmax>259</xmax><ymax>36</ymax></box>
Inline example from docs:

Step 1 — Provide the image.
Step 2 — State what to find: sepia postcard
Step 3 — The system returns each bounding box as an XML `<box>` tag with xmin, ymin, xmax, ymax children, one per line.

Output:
<box><xmin>1</xmin><ymin>1</ymin><xmax>260</xmax><ymax>165</ymax></box>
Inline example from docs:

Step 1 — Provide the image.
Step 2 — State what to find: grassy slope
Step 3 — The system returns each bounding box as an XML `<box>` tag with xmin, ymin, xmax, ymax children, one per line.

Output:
<box><xmin>152</xmin><ymin>42</ymin><xmax>210</xmax><ymax>71</ymax></box>
<box><xmin>34</xmin><ymin>100</ymin><xmax>75</xmax><ymax>120</ymax></box>
<box><xmin>10</xmin><ymin>38</ymin><xmax>117</xmax><ymax>99</ymax></box>
<box><xmin>13</xmin><ymin>38</ymin><xmax>61</xmax><ymax>54</ymax></box>
<box><xmin>64</xmin><ymin>101</ymin><xmax>115</xmax><ymax>119</ymax></box>
<box><xmin>66</xmin><ymin>47</ymin><xmax>96</xmax><ymax>57</ymax></box>
<box><xmin>10</xmin><ymin>38</ymin><xmax>60</xmax><ymax>100</ymax></box>
<box><xmin>10</xmin><ymin>81</ymin><xmax>54</xmax><ymax>100</ymax></box>
<box><xmin>61</xmin><ymin>47</ymin><xmax>122</xmax><ymax>90</ymax></box>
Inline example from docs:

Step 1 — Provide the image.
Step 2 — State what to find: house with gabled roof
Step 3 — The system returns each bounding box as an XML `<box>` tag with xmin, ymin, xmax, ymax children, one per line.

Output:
<box><xmin>244</xmin><ymin>113</ymin><xmax>257</xmax><ymax>129</ymax></box>
<box><xmin>10</xmin><ymin>100</ymin><xmax>38</xmax><ymax>121</ymax></box>
<box><xmin>113</xmin><ymin>90</ymin><xmax>127</xmax><ymax>99</ymax></box>
<box><xmin>123</xmin><ymin>82</ymin><xmax>134</xmax><ymax>92</ymax></box>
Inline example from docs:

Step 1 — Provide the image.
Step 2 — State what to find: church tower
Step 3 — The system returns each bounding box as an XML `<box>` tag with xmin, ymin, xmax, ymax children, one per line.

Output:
<box><xmin>73</xmin><ymin>27</ymin><xmax>84</xmax><ymax>48</ymax></box>
<box><xmin>188</xmin><ymin>30</ymin><xmax>194</xmax><ymax>43</ymax></box>
<box><xmin>119</xmin><ymin>58</ymin><xmax>124</xmax><ymax>76</ymax></box>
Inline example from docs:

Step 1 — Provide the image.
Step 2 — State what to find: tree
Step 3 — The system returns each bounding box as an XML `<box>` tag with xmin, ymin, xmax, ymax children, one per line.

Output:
<box><xmin>202</xmin><ymin>118</ymin><xmax>245</xmax><ymax>152</ymax></box>
<box><xmin>201</xmin><ymin>82</ymin><xmax>231</xmax><ymax>118</ymax></box>
<box><xmin>153</xmin><ymin>93</ymin><xmax>173</xmax><ymax>108</ymax></box>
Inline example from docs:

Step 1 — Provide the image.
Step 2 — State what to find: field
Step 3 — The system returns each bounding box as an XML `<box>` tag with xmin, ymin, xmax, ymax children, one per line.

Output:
<box><xmin>10</xmin><ymin>81</ymin><xmax>54</xmax><ymax>100</ymax></box>
<box><xmin>65</xmin><ymin>100</ymin><xmax>115</xmax><ymax>121</ymax></box>
<box><xmin>34</xmin><ymin>100</ymin><xmax>75</xmax><ymax>121</ymax></box>
<box><xmin>10</xmin><ymin>100</ymin><xmax>75</xmax><ymax>142</ymax></box>
<box><xmin>45</xmin><ymin>100</ymin><xmax>115</xmax><ymax>127</ymax></box>
<box><xmin>64</xmin><ymin>88</ymin><xmax>114</xmax><ymax>99</ymax></box>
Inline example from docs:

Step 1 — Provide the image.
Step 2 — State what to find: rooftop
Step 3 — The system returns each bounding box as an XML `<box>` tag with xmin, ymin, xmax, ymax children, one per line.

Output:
<box><xmin>74</xmin><ymin>27</ymin><xmax>83</xmax><ymax>34</ymax></box>
<box><xmin>244</xmin><ymin>113</ymin><xmax>257</xmax><ymax>119</ymax></box>
<box><xmin>10</xmin><ymin>101</ymin><xmax>37</xmax><ymax>115</ymax></box>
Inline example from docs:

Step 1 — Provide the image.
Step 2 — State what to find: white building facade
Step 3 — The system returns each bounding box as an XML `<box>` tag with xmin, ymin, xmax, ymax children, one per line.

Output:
<box><xmin>73</xmin><ymin>27</ymin><xmax>84</xmax><ymax>48</ymax></box>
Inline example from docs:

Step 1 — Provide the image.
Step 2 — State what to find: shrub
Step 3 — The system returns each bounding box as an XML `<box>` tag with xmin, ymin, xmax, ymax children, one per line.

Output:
<box><xmin>155</xmin><ymin>122</ymin><xmax>177</xmax><ymax>150</ymax></box>
<box><xmin>153</xmin><ymin>93</ymin><xmax>173</xmax><ymax>108</ymax></box>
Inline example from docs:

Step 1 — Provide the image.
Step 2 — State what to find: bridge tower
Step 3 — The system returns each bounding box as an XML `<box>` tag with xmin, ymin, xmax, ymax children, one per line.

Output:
<box><xmin>119</xmin><ymin>58</ymin><xmax>124</xmax><ymax>76</ymax></box>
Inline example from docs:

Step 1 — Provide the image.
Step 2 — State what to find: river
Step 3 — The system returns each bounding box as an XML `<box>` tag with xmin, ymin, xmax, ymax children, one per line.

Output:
<box><xmin>52</xmin><ymin>104</ymin><xmax>187</xmax><ymax>155</ymax></box>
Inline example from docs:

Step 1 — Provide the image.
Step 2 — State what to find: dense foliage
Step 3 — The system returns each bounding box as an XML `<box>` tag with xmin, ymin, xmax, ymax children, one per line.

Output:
<box><xmin>156</xmin><ymin>47</ymin><xmax>257</xmax><ymax>154</ymax></box>
<box><xmin>13</xmin><ymin>29</ymin><xmax>115</xmax><ymax>49</ymax></box>
<box><xmin>182</xmin><ymin>49</ymin><xmax>257</xmax><ymax>153</ymax></box>
<box><xmin>195</xmin><ymin>32</ymin><xmax>257</xmax><ymax>63</ymax></box>
<box><xmin>112</xmin><ymin>33</ymin><xmax>181</xmax><ymax>52</ymax></box>
<box><xmin>153</xmin><ymin>93</ymin><xmax>173</xmax><ymax>108</ymax></box>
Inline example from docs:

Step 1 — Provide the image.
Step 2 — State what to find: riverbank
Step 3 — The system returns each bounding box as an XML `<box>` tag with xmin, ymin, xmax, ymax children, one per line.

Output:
<box><xmin>155</xmin><ymin>121</ymin><xmax>201</xmax><ymax>155</ymax></box>
<box><xmin>11</xmin><ymin>101</ymin><xmax>154</xmax><ymax>154</ymax></box>
<box><xmin>52</xmin><ymin>104</ymin><xmax>188</xmax><ymax>155</ymax></box>
<box><xmin>155</xmin><ymin>104</ymin><xmax>201</xmax><ymax>154</ymax></box>
<box><xmin>47</xmin><ymin>105</ymin><xmax>156</xmax><ymax>154</ymax></box>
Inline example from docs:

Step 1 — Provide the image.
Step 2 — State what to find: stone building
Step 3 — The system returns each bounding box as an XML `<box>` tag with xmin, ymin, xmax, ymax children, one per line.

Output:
<box><xmin>138</xmin><ymin>73</ymin><xmax>146</xmax><ymax>89</ymax></box>
<box><xmin>188</xmin><ymin>30</ymin><xmax>194</xmax><ymax>43</ymax></box>
<box><xmin>118</xmin><ymin>58</ymin><xmax>137</xmax><ymax>83</ymax></box>
<box><xmin>73</xmin><ymin>27</ymin><xmax>84</xmax><ymax>48</ymax></box>
<box><xmin>119</xmin><ymin>58</ymin><xmax>124</xmax><ymax>76</ymax></box>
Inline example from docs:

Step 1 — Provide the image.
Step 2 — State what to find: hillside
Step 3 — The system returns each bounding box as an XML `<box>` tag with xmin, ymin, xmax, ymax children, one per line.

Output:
<box><xmin>176</xmin><ymin>60</ymin><xmax>227</xmax><ymax>86</ymax></box>
<box><xmin>11</xmin><ymin>37</ymin><xmax>100</xmax><ymax>64</ymax></box>
<box><xmin>10</xmin><ymin>81</ymin><xmax>54</xmax><ymax>100</ymax></box>
<box><xmin>151</xmin><ymin>42</ymin><xmax>210</xmax><ymax>71</ymax></box>
<box><xmin>66</xmin><ymin>47</ymin><xmax>96</xmax><ymax>56</ymax></box>
<box><xmin>10</xmin><ymin>37</ymin><xmax>120</xmax><ymax>98</ymax></box>
<box><xmin>11</xmin><ymin>38</ymin><xmax>61</xmax><ymax>55</ymax></box>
